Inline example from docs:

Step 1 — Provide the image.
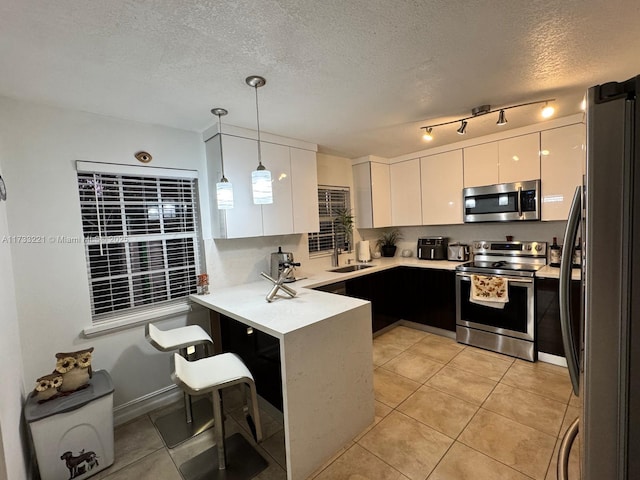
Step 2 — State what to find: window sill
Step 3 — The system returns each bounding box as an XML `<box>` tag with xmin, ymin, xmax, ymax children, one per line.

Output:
<box><xmin>82</xmin><ymin>301</ymin><xmax>192</xmax><ymax>337</ymax></box>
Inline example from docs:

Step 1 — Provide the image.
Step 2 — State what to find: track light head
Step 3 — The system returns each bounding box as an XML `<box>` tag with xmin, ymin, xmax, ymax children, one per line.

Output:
<box><xmin>457</xmin><ymin>120</ymin><xmax>467</xmax><ymax>135</ymax></box>
<box><xmin>496</xmin><ymin>109</ymin><xmax>507</xmax><ymax>125</ymax></box>
<box><xmin>541</xmin><ymin>102</ymin><xmax>555</xmax><ymax>118</ymax></box>
<box><xmin>422</xmin><ymin>127</ymin><xmax>434</xmax><ymax>141</ymax></box>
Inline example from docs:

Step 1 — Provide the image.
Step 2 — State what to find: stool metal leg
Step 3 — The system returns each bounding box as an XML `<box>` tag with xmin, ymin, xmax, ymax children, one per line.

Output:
<box><xmin>212</xmin><ymin>388</ymin><xmax>227</xmax><ymax>470</ymax></box>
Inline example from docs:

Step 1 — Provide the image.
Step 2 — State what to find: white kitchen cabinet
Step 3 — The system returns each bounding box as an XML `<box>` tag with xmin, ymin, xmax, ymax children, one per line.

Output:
<box><xmin>498</xmin><ymin>133</ymin><xmax>540</xmax><ymax>183</ymax></box>
<box><xmin>206</xmin><ymin>134</ymin><xmax>319</xmax><ymax>238</ymax></box>
<box><xmin>290</xmin><ymin>148</ymin><xmax>320</xmax><ymax>234</ymax></box>
<box><xmin>421</xmin><ymin>149</ymin><xmax>464</xmax><ymax>225</ymax></box>
<box><xmin>207</xmin><ymin>134</ymin><xmax>263</xmax><ymax>238</ymax></box>
<box><xmin>540</xmin><ymin>123</ymin><xmax>586</xmax><ymax>221</ymax></box>
<box><xmin>390</xmin><ymin>158</ymin><xmax>422</xmax><ymax>226</ymax></box>
<box><xmin>261</xmin><ymin>142</ymin><xmax>294</xmax><ymax>236</ymax></box>
<box><xmin>463</xmin><ymin>133</ymin><xmax>540</xmax><ymax>187</ymax></box>
<box><xmin>353</xmin><ymin>160</ymin><xmax>391</xmax><ymax>228</ymax></box>
<box><xmin>463</xmin><ymin>142</ymin><xmax>499</xmax><ymax>187</ymax></box>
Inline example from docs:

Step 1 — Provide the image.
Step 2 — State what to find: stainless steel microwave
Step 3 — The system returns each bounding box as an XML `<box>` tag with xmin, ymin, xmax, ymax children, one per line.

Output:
<box><xmin>463</xmin><ymin>180</ymin><xmax>540</xmax><ymax>222</ymax></box>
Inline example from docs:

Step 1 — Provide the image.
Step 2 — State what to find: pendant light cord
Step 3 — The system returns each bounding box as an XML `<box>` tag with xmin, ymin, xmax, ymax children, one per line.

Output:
<box><xmin>218</xmin><ymin>113</ymin><xmax>227</xmax><ymax>181</ymax></box>
<box><xmin>254</xmin><ymin>86</ymin><xmax>264</xmax><ymax>169</ymax></box>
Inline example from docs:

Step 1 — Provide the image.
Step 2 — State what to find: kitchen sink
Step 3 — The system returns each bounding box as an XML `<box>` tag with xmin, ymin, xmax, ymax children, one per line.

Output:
<box><xmin>329</xmin><ymin>264</ymin><xmax>374</xmax><ymax>273</ymax></box>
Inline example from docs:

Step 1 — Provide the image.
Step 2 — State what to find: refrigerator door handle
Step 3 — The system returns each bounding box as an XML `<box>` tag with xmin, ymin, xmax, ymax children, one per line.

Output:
<box><xmin>559</xmin><ymin>186</ymin><xmax>581</xmax><ymax>395</ymax></box>
<box><xmin>557</xmin><ymin>417</ymin><xmax>580</xmax><ymax>480</ymax></box>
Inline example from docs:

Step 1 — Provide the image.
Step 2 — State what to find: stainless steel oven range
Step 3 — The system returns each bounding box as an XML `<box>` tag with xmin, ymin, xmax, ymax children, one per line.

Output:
<box><xmin>455</xmin><ymin>240</ymin><xmax>547</xmax><ymax>361</ymax></box>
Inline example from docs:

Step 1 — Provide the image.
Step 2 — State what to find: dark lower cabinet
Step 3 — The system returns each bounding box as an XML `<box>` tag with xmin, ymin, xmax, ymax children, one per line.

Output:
<box><xmin>403</xmin><ymin>267</ymin><xmax>457</xmax><ymax>332</ymax></box>
<box><xmin>342</xmin><ymin>267</ymin><xmax>457</xmax><ymax>333</ymax></box>
<box><xmin>536</xmin><ymin>277</ymin><xmax>582</xmax><ymax>356</ymax></box>
<box><xmin>218</xmin><ymin>314</ymin><xmax>283</xmax><ymax>411</ymax></box>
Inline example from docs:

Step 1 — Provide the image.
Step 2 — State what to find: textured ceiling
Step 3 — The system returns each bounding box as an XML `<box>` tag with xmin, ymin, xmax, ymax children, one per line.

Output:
<box><xmin>1</xmin><ymin>0</ymin><xmax>639</xmax><ymax>158</ymax></box>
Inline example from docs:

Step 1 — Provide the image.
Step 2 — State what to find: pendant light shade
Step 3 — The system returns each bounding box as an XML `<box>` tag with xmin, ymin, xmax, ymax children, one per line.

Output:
<box><xmin>246</xmin><ymin>75</ymin><xmax>273</xmax><ymax>205</ymax></box>
<box><xmin>211</xmin><ymin>108</ymin><xmax>233</xmax><ymax>209</ymax></box>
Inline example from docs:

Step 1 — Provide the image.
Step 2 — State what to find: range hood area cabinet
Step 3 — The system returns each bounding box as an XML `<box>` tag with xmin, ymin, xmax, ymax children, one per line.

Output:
<box><xmin>540</xmin><ymin>123</ymin><xmax>586</xmax><ymax>221</ymax></box>
<box><xmin>205</xmin><ymin>133</ymin><xmax>319</xmax><ymax>239</ymax></box>
<box><xmin>463</xmin><ymin>132</ymin><xmax>541</xmax><ymax>187</ymax></box>
<box><xmin>353</xmin><ymin>158</ymin><xmax>392</xmax><ymax>228</ymax></box>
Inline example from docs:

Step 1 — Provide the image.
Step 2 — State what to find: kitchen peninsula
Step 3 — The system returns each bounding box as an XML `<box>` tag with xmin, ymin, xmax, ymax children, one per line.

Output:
<box><xmin>190</xmin><ymin>281</ymin><xmax>373</xmax><ymax>480</ymax></box>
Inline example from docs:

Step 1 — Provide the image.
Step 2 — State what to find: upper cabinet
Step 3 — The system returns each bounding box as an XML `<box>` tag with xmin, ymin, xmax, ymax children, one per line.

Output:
<box><xmin>206</xmin><ymin>132</ymin><xmax>319</xmax><ymax>239</ymax></box>
<box><xmin>463</xmin><ymin>142</ymin><xmax>499</xmax><ymax>187</ymax></box>
<box><xmin>540</xmin><ymin>123</ymin><xmax>586</xmax><ymax>221</ymax></box>
<box><xmin>421</xmin><ymin>150</ymin><xmax>464</xmax><ymax>225</ymax></box>
<box><xmin>390</xmin><ymin>158</ymin><xmax>422</xmax><ymax>226</ymax></box>
<box><xmin>498</xmin><ymin>133</ymin><xmax>541</xmax><ymax>183</ymax></box>
<box><xmin>353</xmin><ymin>159</ymin><xmax>392</xmax><ymax>228</ymax></box>
<box><xmin>290</xmin><ymin>148</ymin><xmax>320</xmax><ymax>234</ymax></box>
<box><xmin>463</xmin><ymin>133</ymin><xmax>540</xmax><ymax>187</ymax></box>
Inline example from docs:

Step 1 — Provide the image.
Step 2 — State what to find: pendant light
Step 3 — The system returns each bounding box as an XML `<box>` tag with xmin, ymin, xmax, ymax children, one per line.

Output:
<box><xmin>246</xmin><ymin>75</ymin><xmax>273</xmax><ymax>205</ymax></box>
<box><xmin>211</xmin><ymin>108</ymin><xmax>234</xmax><ymax>209</ymax></box>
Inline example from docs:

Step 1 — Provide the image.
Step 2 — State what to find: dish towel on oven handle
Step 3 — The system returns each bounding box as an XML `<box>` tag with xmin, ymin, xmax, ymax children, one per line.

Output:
<box><xmin>470</xmin><ymin>275</ymin><xmax>509</xmax><ymax>309</ymax></box>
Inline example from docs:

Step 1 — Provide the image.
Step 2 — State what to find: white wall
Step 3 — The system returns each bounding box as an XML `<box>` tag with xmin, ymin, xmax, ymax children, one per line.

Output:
<box><xmin>0</xmin><ymin>96</ymin><xmax>213</xmax><ymax>414</ymax></box>
<box><xmin>0</xmin><ymin>150</ymin><xmax>28</xmax><ymax>478</ymax></box>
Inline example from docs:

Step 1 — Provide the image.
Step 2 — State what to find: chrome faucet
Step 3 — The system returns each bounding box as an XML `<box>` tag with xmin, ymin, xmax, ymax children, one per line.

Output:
<box><xmin>332</xmin><ymin>244</ymin><xmax>342</xmax><ymax>267</ymax></box>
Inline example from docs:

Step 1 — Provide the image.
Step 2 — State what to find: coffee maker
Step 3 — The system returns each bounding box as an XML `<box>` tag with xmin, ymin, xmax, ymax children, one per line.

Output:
<box><xmin>270</xmin><ymin>247</ymin><xmax>297</xmax><ymax>283</ymax></box>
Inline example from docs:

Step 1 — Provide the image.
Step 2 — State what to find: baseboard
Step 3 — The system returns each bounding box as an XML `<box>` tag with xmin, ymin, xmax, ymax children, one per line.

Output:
<box><xmin>538</xmin><ymin>352</ymin><xmax>568</xmax><ymax>367</ymax></box>
<box><xmin>397</xmin><ymin>320</ymin><xmax>456</xmax><ymax>340</ymax></box>
<box><xmin>113</xmin><ymin>385</ymin><xmax>182</xmax><ymax>426</ymax></box>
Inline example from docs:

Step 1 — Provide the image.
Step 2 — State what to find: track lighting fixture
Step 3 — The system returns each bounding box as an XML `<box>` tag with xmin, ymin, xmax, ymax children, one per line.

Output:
<box><xmin>211</xmin><ymin>107</ymin><xmax>234</xmax><ymax>210</ymax></box>
<box><xmin>246</xmin><ymin>75</ymin><xmax>273</xmax><ymax>205</ymax></box>
<box><xmin>496</xmin><ymin>109</ymin><xmax>507</xmax><ymax>125</ymax></box>
<box><xmin>422</xmin><ymin>127</ymin><xmax>433</xmax><ymax>142</ymax></box>
<box><xmin>420</xmin><ymin>98</ymin><xmax>555</xmax><ymax>141</ymax></box>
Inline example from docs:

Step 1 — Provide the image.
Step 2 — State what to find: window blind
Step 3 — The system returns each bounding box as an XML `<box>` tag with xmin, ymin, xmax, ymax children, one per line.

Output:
<box><xmin>77</xmin><ymin>165</ymin><xmax>202</xmax><ymax>322</ymax></box>
<box><xmin>308</xmin><ymin>186</ymin><xmax>350</xmax><ymax>255</ymax></box>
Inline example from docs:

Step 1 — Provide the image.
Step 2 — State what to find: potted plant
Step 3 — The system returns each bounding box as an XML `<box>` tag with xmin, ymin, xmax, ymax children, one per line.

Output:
<box><xmin>334</xmin><ymin>208</ymin><xmax>354</xmax><ymax>251</ymax></box>
<box><xmin>377</xmin><ymin>228</ymin><xmax>402</xmax><ymax>257</ymax></box>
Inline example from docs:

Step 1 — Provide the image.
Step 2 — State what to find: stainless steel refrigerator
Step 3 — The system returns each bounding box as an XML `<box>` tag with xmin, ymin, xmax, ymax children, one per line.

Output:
<box><xmin>558</xmin><ymin>75</ymin><xmax>640</xmax><ymax>479</ymax></box>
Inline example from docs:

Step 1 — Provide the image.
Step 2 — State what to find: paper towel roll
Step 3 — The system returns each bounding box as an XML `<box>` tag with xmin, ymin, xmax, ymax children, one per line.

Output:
<box><xmin>358</xmin><ymin>240</ymin><xmax>371</xmax><ymax>262</ymax></box>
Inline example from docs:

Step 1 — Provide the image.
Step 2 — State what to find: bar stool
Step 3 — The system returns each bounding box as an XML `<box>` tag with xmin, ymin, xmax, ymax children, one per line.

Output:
<box><xmin>145</xmin><ymin>322</ymin><xmax>215</xmax><ymax>448</ymax></box>
<box><xmin>171</xmin><ymin>352</ymin><xmax>268</xmax><ymax>480</ymax></box>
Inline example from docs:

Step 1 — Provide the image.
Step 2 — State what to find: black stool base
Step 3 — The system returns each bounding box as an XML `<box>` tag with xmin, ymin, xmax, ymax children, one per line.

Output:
<box><xmin>180</xmin><ymin>432</ymin><xmax>269</xmax><ymax>480</ymax></box>
<box><xmin>154</xmin><ymin>397</ymin><xmax>214</xmax><ymax>448</ymax></box>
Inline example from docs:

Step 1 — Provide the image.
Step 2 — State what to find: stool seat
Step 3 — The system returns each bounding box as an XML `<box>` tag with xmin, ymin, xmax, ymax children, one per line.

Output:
<box><xmin>146</xmin><ymin>323</ymin><xmax>213</xmax><ymax>352</ymax></box>
<box><xmin>172</xmin><ymin>352</ymin><xmax>253</xmax><ymax>393</ymax></box>
<box><xmin>172</xmin><ymin>352</ymin><xmax>267</xmax><ymax>480</ymax></box>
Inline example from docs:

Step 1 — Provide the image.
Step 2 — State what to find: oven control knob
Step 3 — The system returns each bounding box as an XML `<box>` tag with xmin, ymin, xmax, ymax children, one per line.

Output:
<box><xmin>482</xmin><ymin>243</ymin><xmax>489</xmax><ymax>249</ymax></box>
<box><xmin>525</xmin><ymin>244</ymin><xmax>532</xmax><ymax>251</ymax></box>
<box><xmin>535</xmin><ymin>244</ymin><xmax>542</xmax><ymax>251</ymax></box>
<box><xmin>474</xmin><ymin>242</ymin><xmax>481</xmax><ymax>249</ymax></box>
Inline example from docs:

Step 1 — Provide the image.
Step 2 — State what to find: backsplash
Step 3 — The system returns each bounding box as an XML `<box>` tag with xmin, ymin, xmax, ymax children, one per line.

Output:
<box><xmin>358</xmin><ymin>221</ymin><xmax>567</xmax><ymax>257</ymax></box>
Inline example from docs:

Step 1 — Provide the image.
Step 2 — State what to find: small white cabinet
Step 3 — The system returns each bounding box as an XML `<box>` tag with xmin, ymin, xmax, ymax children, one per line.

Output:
<box><xmin>206</xmin><ymin>133</ymin><xmax>319</xmax><ymax>238</ymax></box>
<box><xmin>353</xmin><ymin>160</ymin><xmax>391</xmax><ymax>228</ymax></box>
<box><xmin>390</xmin><ymin>158</ymin><xmax>422</xmax><ymax>226</ymax></box>
<box><xmin>421</xmin><ymin>149</ymin><xmax>464</xmax><ymax>225</ymax></box>
<box><xmin>540</xmin><ymin>123</ymin><xmax>586</xmax><ymax>221</ymax></box>
<box><xmin>290</xmin><ymin>148</ymin><xmax>320</xmax><ymax>234</ymax></box>
<box><xmin>463</xmin><ymin>133</ymin><xmax>540</xmax><ymax>187</ymax></box>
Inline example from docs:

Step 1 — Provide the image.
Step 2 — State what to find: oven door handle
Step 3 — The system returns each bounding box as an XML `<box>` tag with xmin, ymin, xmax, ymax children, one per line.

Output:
<box><xmin>456</xmin><ymin>273</ymin><xmax>533</xmax><ymax>284</ymax></box>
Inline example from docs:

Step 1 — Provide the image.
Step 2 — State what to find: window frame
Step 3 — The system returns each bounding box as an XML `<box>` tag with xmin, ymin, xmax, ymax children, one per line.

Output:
<box><xmin>308</xmin><ymin>185</ymin><xmax>351</xmax><ymax>257</ymax></box>
<box><xmin>76</xmin><ymin>161</ymin><xmax>203</xmax><ymax>335</ymax></box>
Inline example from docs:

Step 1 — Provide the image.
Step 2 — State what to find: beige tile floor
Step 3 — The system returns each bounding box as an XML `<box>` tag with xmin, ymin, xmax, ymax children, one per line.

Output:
<box><xmin>96</xmin><ymin>326</ymin><xmax>582</xmax><ymax>480</ymax></box>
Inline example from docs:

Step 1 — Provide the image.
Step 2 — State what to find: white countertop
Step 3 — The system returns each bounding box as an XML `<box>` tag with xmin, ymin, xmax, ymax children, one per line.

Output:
<box><xmin>189</xmin><ymin>257</ymin><xmax>463</xmax><ymax>338</ymax></box>
<box><xmin>536</xmin><ymin>265</ymin><xmax>582</xmax><ymax>280</ymax></box>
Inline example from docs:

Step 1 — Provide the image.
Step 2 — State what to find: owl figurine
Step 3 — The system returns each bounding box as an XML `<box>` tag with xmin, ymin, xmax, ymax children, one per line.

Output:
<box><xmin>34</xmin><ymin>373</ymin><xmax>63</xmax><ymax>402</ymax></box>
<box><xmin>56</xmin><ymin>347</ymin><xmax>94</xmax><ymax>392</ymax></box>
